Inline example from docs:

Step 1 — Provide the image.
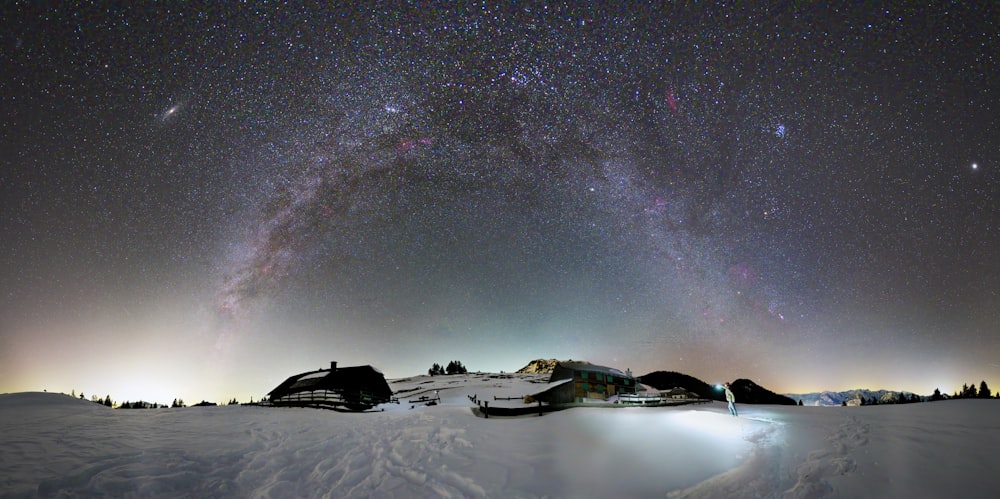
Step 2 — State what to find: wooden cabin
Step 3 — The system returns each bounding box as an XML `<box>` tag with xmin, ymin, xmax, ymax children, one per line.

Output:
<box><xmin>268</xmin><ymin>361</ymin><xmax>393</xmax><ymax>411</ymax></box>
<box><xmin>662</xmin><ymin>387</ymin><xmax>699</xmax><ymax>400</ymax></box>
<box><xmin>531</xmin><ymin>361</ymin><xmax>638</xmax><ymax>405</ymax></box>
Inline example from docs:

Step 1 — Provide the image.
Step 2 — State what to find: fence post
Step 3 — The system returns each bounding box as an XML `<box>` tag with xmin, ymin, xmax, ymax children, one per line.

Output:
<box><xmin>484</xmin><ymin>401</ymin><xmax>489</xmax><ymax>419</ymax></box>
<box><xmin>538</xmin><ymin>400</ymin><xmax>543</xmax><ymax>416</ymax></box>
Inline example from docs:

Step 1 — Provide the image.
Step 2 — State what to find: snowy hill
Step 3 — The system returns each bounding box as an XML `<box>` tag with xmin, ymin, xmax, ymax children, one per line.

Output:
<box><xmin>389</xmin><ymin>372</ymin><xmax>550</xmax><ymax>408</ymax></box>
<box><xmin>4</xmin><ymin>379</ymin><xmax>1000</xmax><ymax>497</ymax></box>
<box><xmin>786</xmin><ymin>389</ymin><xmax>924</xmax><ymax>406</ymax></box>
<box><xmin>515</xmin><ymin>358</ymin><xmax>579</xmax><ymax>374</ymax></box>
<box><xmin>0</xmin><ymin>391</ymin><xmax>111</xmax><ymax>412</ymax></box>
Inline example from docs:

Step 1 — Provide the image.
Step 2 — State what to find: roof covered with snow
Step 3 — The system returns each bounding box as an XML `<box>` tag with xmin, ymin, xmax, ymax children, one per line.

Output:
<box><xmin>267</xmin><ymin>364</ymin><xmax>392</xmax><ymax>401</ymax></box>
<box><xmin>555</xmin><ymin>361</ymin><xmax>629</xmax><ymax>378</ymax></box>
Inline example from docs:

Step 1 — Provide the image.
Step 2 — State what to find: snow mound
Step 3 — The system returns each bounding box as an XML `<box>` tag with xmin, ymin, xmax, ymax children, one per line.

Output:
<box><xmin>0</xmin><ymin>392</ymin><xmax>110</xmax><ymax>412</ymax></box>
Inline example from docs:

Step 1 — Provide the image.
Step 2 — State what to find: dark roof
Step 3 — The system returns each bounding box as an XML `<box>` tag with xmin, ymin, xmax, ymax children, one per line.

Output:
<box><xmin>268</xmin><ymin>364</ymin><xmax>391</xmax><ymax>400</ymax></box>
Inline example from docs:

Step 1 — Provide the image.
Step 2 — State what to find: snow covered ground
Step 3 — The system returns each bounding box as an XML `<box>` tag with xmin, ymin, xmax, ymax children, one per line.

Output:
<box><xmin>3</xmin><ymin>373</ymin><xmax>1000</xmax><ymax>498</ymax></box>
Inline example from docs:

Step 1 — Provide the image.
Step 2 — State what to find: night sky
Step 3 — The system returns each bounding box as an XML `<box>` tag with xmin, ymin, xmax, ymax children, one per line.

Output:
<box><xmin>2</xmin><ymin>3</ymin><xmax>997</xmax><ymax>405</ymax></box>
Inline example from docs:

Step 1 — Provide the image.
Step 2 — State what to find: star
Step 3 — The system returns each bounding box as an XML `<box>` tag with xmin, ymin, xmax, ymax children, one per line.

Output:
<box><xmin>2</xmin><ymin>1</ymin><xmax>997</xmax><ymax>406</ymax></box>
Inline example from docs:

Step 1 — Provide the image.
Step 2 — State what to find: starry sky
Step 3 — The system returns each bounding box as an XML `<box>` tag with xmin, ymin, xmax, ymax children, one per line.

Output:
<box><xmin>2</xmin><ymin>3</ymin><xmax>997</xmax><ymax>405</ymax></box>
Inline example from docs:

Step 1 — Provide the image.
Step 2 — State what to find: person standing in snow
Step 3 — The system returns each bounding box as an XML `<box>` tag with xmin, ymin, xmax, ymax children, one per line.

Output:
<box><xmin>724</xmin><ymin>382</ymin><xmax>738</xmax><ymax>417</ymax></box>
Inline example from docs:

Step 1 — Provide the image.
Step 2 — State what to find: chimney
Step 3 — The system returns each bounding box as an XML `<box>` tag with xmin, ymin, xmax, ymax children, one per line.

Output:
<box><xmin>330</xmin><ymin>361</ymin><xmax>337</xmax><ymax>371</ymax></box>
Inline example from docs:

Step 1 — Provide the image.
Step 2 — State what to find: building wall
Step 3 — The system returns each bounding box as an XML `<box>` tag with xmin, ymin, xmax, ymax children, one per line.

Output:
<box><xmin>547</xmin><ymin>382</ymin><xmax>577</xmax><ymax>405</ymax></box>
<box><xmin>550</xmin><ymin>364</ymin><xmax>637</xmax><ymax>403</ymax></box>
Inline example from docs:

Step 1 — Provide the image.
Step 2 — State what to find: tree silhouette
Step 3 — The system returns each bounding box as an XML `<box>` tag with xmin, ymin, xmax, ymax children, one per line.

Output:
<box><xmin>979</xmin><ymin>381</ymin><xmax>991</xmax><ymax>399</ymax></box>
<box><xmin>446</xmin><ymin>360</ymin><xmax>468</xmax><ymax>375</ymax></box>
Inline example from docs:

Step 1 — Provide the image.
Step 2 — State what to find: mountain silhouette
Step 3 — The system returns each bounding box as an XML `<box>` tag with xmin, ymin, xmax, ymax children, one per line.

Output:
<box><xmin>639</xmin><ymin>371</ymin><xmax>796</xmax><ymax>405</ymax></box>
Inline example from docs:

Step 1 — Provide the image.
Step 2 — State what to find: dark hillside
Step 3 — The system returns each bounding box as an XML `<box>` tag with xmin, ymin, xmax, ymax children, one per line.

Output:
<box><xmin>639</xmin><ymin>371</ymin><xmax>719</xmax><ymax>401</ymax></box>
<box><xmin>639</xmin><ymin>371</ymin><xmax>797</xmax><ymax>405</ymax></box>
<box><xmin>731</xmin><ymin>379</ymin><xmax>797</xmax><ymax>406</ymax></box>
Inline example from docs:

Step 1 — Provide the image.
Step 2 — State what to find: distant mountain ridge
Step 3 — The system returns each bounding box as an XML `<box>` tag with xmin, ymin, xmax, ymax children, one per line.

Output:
<box><xmin>785</xmin><ymin>389</ymin><xmax>925</xmax><ymax>406</ymax></box>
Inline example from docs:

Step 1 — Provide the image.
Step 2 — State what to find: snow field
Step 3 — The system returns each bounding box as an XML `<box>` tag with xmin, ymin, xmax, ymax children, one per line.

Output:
<box><xmin>3</xmin><ymin>374</ymin><xmax>1000</xmax><ymax>498</ymax></box>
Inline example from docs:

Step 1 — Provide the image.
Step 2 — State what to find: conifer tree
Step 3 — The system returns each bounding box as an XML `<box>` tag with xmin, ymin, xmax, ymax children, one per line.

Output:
<box><xmin>968</xmin><ymin>383</ymin><xmax>978</xmax><ymax>398</ymax></box>
<box><xmin>979</xmin><ymin>381</ymin><xmax>991</xmax><ymax>399</ymax></box>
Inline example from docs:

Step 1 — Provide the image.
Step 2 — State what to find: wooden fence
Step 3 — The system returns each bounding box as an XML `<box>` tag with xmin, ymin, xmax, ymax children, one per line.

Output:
<box><xmin>271</xmin><ymin>389</ymin><xmax>391</xmax><ymax>411</ymax></box>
